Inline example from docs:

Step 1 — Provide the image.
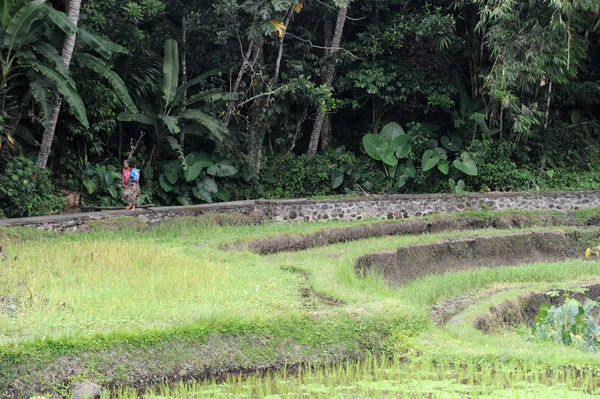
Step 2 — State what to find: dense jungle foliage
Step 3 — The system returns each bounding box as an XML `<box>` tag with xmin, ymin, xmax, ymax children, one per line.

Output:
<box><xmin>2</xmin><ymin>0</ymin><xmax>600</xmax><ymax>217</ymax></box>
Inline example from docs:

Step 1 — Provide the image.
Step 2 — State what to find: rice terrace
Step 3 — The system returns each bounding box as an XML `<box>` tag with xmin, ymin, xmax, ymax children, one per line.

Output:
<box><xmin>2</xmin><ymin>194</ymin><xmax>600</xmax><ymax>398</ymax></box>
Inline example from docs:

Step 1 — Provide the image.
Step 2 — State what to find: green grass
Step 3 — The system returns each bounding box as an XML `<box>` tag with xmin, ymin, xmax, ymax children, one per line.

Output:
<box><xmin>2</xmin><ymin>209</ymin><xmax>600</xmax><ymax>397</ymax></box>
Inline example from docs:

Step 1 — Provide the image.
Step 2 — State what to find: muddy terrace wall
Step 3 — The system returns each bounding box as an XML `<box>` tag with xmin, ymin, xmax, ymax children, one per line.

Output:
<box><xmin>2</xmin><ymin>191</ymin><xmax>600</xmax><ymax>232</ymax></box>
<box><xmin>355</xmin><ymin>230</ymin><xmax>595</xmax><ymax>286</ymax></box>
<box><xmin>473</xmin><ymin>283</ymin><xmax>600</xmax><ymax>333</ymax></box>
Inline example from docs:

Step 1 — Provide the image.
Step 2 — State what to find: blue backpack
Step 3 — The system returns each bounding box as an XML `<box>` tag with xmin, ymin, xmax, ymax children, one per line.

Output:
<box><xmin>130</xmin><ymin>168</ymin><xmax>140</xmax><ymax>182</ymax></box>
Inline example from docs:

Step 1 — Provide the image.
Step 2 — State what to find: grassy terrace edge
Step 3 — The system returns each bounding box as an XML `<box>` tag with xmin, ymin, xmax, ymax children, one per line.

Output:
<box><xmin>2</xmin><ymin>208</ymin><xmax>600</xmax><ymax>397</ymax></box>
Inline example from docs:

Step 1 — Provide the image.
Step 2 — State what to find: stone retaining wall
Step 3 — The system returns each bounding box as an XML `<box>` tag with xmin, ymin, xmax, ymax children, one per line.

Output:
<box><xmin>1</xmin><ymin>191</ymin><xmax>600</xmax><ymax>232</ymax></box>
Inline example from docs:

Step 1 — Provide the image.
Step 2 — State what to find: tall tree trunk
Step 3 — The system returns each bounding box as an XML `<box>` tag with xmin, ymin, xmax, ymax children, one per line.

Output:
<box><xmin>36</xmin><ymin>0</ymin><xmax>82</xmax><ymax>168</ymax></box>
<box><xmin>307</xmin><ymin>5</ymin><xmax>347</xmax><ymax>156</ymax></box>
<box><xmin>179</xmin><ymin>15</ymin><xmax>188</xmax><ymax>146</ymax></box>
<box><xmin>223</xmin><ymin>39</ymin><xmax>255</xmax><ymax>127</ymax></box>
<box><xmin>318</xmin><ymin>18</ymin><xmax>334</xmax><ymax>152</ymax></box>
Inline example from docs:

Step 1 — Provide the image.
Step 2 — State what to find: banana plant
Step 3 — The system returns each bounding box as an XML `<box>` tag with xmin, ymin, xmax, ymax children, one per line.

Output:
<box><xmin>118</xmin><ymin>39</ymin><xmax>234</xmax><ymax>169</ymax></box>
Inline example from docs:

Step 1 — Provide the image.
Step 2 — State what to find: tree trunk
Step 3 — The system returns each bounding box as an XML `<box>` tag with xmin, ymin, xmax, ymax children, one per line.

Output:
<box><xmin>318</xmin><ymin>17</ymin><xmax>334</xmax><ymax>152</ymax></box>
<box><xmin>36</xmin><ymin>0</ymin><xmax>82</xmax><ymax>168</ymax></box>
<box><xmin>307</xmin><ymin>5</ymin><xmax>347</xmax><ymax>156</ymax></box>
<box><xmin>179</xmin><ymin>15</ymin><xmax>188</xmax><ymax>146</ymax></box>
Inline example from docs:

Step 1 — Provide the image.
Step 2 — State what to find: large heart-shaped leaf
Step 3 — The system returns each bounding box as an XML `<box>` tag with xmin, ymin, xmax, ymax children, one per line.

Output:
<box><xmin>441</xmin><ymin>134</ymin><xmax>462</xmax><ymax>152</ymax></box>
<box><xmin>83</xmin><ymin>176</ymin><xmax>99</xmax><ymax>194</ymax></box>
<box><xmin>185</xmin><ymin>152</ymin><xmax>214</xmax><ymax>168</ymax></box>
<box><xmin>362</xmin><ymin>134</ymin><xmax>387</xmax><ymax>161</ymax></box>
<box><xmin>184</xmin><ymin>162</ymin><xmax>204</xmax><ymax>182</ymax></box>
<box><xmin>380</xmin><ymin>122</ymin><xmax>405</xmax><ymax>144</ymax></box>
<box><xmin>438</xmin><ymin>160</ymin><xmax>449</xmax><ymax>175</ymax></box>
<box><xmin>397</xmin><ymin>174</ymin><xmax>408</xmax><ymax>189</ymax></box>
<box><xmin>422</xmin><ymin>150</ymin><xmax>440</xmax><ymax>172</ymax></box>
<box><xmin>453</xmin><ymin>152</ymin><xmax>478</xmax><ymax>176</ymax></box>
<box><xmin>207</xmin><ymin>163</ymin><xmax>238</xmax><ymax>177</ymax></box>
<box><xmin>164</xmin><ymin>164</ymin><xmax>181</xmax><ymax>185</ymax></box>
<box><xmin>331</xmin><ymin>171</ymin><xmax>344</xmax><ymax>189</ymax></box>
<box><xmin>390</xmin><ymin>134</ymin><xmax>411</xmax><ymax>159</ymax></box>
<box><xmin>198</xmin><ymin>177</ymin><xmax>218</xmax><ymax>194</ymax></box>
<box><xmin>382</xmin><ymin>147</ymin><xmax>398</xmax><ymax>166</ymax></box>
<box><xmin>159</xmin><ymin>174</ymin><xmax>174</xmax><ymax>192</ymax></box>
<box><xmin>192</xmin><ymin>187</ymin><xmax>212</xmax><ymax>203</ymax></box>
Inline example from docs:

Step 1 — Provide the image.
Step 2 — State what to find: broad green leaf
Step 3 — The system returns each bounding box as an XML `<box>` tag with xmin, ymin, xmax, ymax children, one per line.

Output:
<box><xmin>422</xmin><ymin>150</ymin><xmax>440</xmax><ymax>172</ymax></box>
<box><xmin>397</xmin><ymin>174</ymin><xmax>407</xmax><ymax>189</ymax></box>
<box><xmin>207</xmin><ymin>163</ymin><xmax>238</xmax><ymax>177</ymax></box>
<box><xmin>438</xmin><ymin>160</ymin><xmax>449</xmax><ymax>175</ymax></box>
<box><xmin>43</xmin><ymin>4</ymin><xmax>77</xmax><ymax>35</ymax></box>
<box><xmin>31</xmin><ymin>61</ymin><xmax>89</xmax><ymax>128</ymax></box>
<box><xmin>453</xmin><ymin>157</ymin><xmax>478</xmax><ymax>176</ymax></box>
<box><xmin>77</xmin><ymin>29</ymin><xmax>128</xmax><ymax>58</ymax></box>
<box><xmin>427</xmin><ymin>139</ymin><xmax>439</xmax><ymax>149</ymax></box>
<box><xmin>172</xmin><ymin>68</ymin><xmax>222</xmax><ymax>106</ymax></box>
<box><xmin>117</xmin><ymin>112</ymin><xmax>154</xmax><ymax>125</ymax></box>
<box><xmin>159</xmin><ymin>174</ymin><xmax>174</xmax><ymax>192</ymax></box>
<box><xmin>332</xmin><ymin>172</ymin><xmax>344</xmax><ymax>189</ymax></box>
<box><xmin>362</xmin><ymin>134</ymin><xmax>386</xmax><ymax>161</ymax></box>
<box><xmin>4</xmin><ymin>0</ymin><xmax>45</xmax><ymax>52</ymax></box>
<box><xmin>380</xmin><ymin>122</ymin><xmax>405</xmax><ymax>144</ymax></box>
<box><xmin>192</xmin><ymin>187</ymin><xmax>212</xmax><ymax>203</ymax></box>
<box><xmin>179</xmin><ymin>109</ymin><xmax>228</xmax><ymax>142</ymax></box>
<box><xmin>162</xmin><ymin>39</ymin><xmax>179</xmax><ymax>105</ymax></box>
<box><xmin>404</xmin><ymin>159</ymin><xmax>416</xmax><ymax>178</ymax></box>
<box><xmin>161</xmin><ymin>115</ymin><xmax>180</xmax><ymax>134</ymax></box>
<box><xmin>0</xmin><ymin>0</ymin><xmax>12</xmax><ymax>28</ymax></box>
<box><xmin>381</xmin><ymin>146</ymin><xmax>398</xmax><ymax>166</ymax></box>
<box><xmin>164</xmin><ymin>164</ymin><xmax>180</xmax><ymax>185</ymax></box>
<box><xmin>28</xmin><ymin>71</ymin><xmax>53</xmax><ymax>128</ymax></box>
<box><xmin>185</xmin><ymin>152</ymin><xmax>213</xmax><ymax>168</ymax></box>
<box><xmin>216</xmin><ymin>187</ymin><xmax>231</xmax><ymax>202</ymax></box>
<box><xmin>184</xmin><ymin>162</ymin><xmax>203</xmax><ymax>182</ymax></box>
<box><xmin>31</xmin><ymin>42</ymin><xmax>65</xmax><ymax>72</ymax></box>
<box><xmin>390</xmin><ymin>134</ymin><xmax>411</xmax><ymax>159</ymax></box>
<box><xmin>75</xmin><ymin>53</ymin><xmax>138</xmax><ymax>113</ymax></box>
<box><xmin>107</xmin><ymin>186</ymin><xmax>117</xmax><ymax>198</ymax></box>
<box><xmin>441</xmin><ymin>134</ymin><xmax>462</xmax><ymax>152</ymax></box>
<box><xmin>83</xmin><ymin>176</ymin><xmax>99</xmax><ymax>194</ymax></box>
<box><xmin>197</xmin><ymin>177</ymin><xmax>218</xmax><ymax>196</ymax></box>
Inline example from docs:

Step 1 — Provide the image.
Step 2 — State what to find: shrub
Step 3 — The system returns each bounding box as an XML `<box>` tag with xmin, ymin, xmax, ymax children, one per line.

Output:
<box><xmin>0</xmin><ymin>157</ymin><xmax>65</xmax><ymax>218</ymax></box>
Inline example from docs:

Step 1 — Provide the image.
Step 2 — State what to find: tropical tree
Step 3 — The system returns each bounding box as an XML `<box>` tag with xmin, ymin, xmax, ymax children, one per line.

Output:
<box><xmin>117</xmin><ymin>39</ymin><xmax>231</xmax><ymax>168</ymax></box>
<box><xmin>35</xmin><ymin>0</ymin><xmax>138</xmax><ymax>168</ymax></box>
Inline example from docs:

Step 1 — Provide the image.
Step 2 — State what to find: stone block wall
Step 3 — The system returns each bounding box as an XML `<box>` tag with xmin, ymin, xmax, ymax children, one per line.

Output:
<box><xmin>1</xmin><ymin>191</ymin><xmax>600</xmax><ymax>232</ymax></box>
<box><xmin>261</xmin><ymin>191</ymin><xmax>600</xmax><ymax>222</ymax></box>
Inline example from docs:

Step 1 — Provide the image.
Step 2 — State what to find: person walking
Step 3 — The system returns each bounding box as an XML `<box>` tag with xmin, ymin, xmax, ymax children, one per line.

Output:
<box><xmin>121</xmin><ymin>160</ymin><xmax>140</xmax><ymax>211</ymax></box>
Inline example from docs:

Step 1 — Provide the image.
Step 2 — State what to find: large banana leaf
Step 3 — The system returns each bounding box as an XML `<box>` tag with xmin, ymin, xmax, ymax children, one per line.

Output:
<box><xmin>75</xmin><ymin>53</ymin><xmax>138</xmax><ymax>113</ymax></box>
<box><xmin>172</xmin><ymin>68</ymin><xmax>221</xmax><ymax>106</ymax></box>
<box><xmin>28</xmin><ymin>70</ymin><xmax>53</xmax><ymax>128</ymax></box>
<box><xmin>166</xmin><ymin>136</ymin><xmax>186</xmax><ymax>169</ymax></box>
<box><xmin>184</xmin><ymin>89</ymin><xmax>238</xmax><ymax>107</ymax></box>
<box><xmin>32</xmin><ymin>42</ymin><xmax>66</xmax><ymax>71</ymax></box>
<box><xmin>4</xmin><ymin>0</ymin><xmax>45</xmax><ymax>52</ymax></box>
<box><xmin>117</xmin><ymin>112</ymin><xmax>155</xmax><ymax>125</ymax></box>
<box><xmin>162</xmin><ymin>39</ymin><xmax>179</xmax><ymax>105</ymax></box>
<box><xmin>160</xmin><ymin>115</ymin><xmax>180</xmax><ymax>134</ymax></box>
<box><xmin>30</xmin><ymin>61</ymin><xmax>89</xmax><ymax>128</ymax></box>
<box><xmin>42</xmin><ymin>4</ymin><xmax>77</xmax><ymax>35</ymax></box>
<box><xmin>77</xmin><ymin>28</ymin><xmax>128</xmax><ymax>58</ymax></box>
<box><xmin>1</xmin><ymin>0</ymin><xmax>13</xmax><ymax>28</ymax></box>
<box><xmin>179</xmin><ymin>109</ymin><xmax>228</xmax><ymax>142</ymax></box>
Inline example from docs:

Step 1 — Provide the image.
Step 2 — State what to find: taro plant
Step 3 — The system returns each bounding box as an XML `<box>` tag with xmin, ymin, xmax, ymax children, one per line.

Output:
<box><xmin>362</xmin><ymin>122</ymin><xmax>479</xmax><ymax>192</ymax></box>
<box><xmin>531</xmin><ymin>287</ymin><xmax>599</xmax><ymax>353</ymax></box>
<box><xmin>362</xmin><ymin>122</ymin><xmax>415</xmax><ymax>190</ymax></box>
<box><xmin>81</xmin><ymin>162</ymin><xmax>122</xmax><ymax>200</ymax></box>
<box><xmin>156</xmin><ymin>152</ymin><xmax>238</xmax><ymax>204</ymax></box>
